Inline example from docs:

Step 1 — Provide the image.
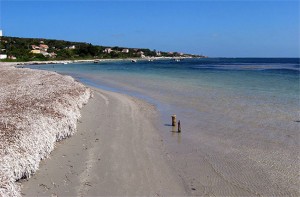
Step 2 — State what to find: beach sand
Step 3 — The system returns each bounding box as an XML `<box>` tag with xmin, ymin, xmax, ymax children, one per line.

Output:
<box><xmin>21</xmin><ymin>88</ymin><xmax>187</xmax><ymax>196</ymax></box>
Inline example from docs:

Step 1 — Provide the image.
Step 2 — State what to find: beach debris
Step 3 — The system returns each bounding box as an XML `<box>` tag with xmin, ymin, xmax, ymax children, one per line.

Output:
<box><xmin>0</xmin><ymin>64</ymin><xmax>91</xmax><ymax>196</ymax></box>
<box><xmin>52</xmin><ymin>182</ymin><xmax>58</xmax><ymax>188</ymax></box>
<box><xmin>171</xmin><ymin>114</ymin><xmax>176</xmax><ymax>126</ymax></box>
<box><xmin>39</xmin><ymin>183</ymin><xmax>50</xmax><ymax>190</ymax></box>
<box><xmin>2</xmin><ymin>118</ymin><xmax>8</xmax><ymax>129</ymax></box>
<box><xmin>84</xmin><ymin>182</ymin><xmax>92</xmax><ymax>187</ymax></box>
<box><xmin>65</xmin><ymin>175</ymin><xmax>71</xmax><ymax>183</ymax></box>
<box><xmin>178</xmin><ymin>120</ymin><xmax>181</xmax><ymax>133</ymax></box>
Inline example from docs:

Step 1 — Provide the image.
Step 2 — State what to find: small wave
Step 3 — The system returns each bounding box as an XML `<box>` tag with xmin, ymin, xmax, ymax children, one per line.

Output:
<box><xmin>190</xmin><ymin>64</ymin><xmax>300</xmax><ymax>72</ymax></box>
<box><xmin>260</xmin><ymin>68</ymin><xmax>300</xmax><ymax>74</ymax></box>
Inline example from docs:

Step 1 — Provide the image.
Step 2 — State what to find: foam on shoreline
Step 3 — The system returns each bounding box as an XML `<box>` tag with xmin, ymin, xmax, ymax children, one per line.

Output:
<box><xmin>0</xmin><ymin>56</ymin><xmax>194</xmax><ymax>67</ymax></box>
<box><xmin>0</xmin><ymin>63</ymin><xmax>91</xmax><ymax>196</ymax></box>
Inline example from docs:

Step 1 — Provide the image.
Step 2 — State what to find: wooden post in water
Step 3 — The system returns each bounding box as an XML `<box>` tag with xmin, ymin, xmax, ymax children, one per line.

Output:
<box><xmin>178</xmin><ymin>120</ymin><xmax>181</xmax><ymax>133</ymax></box>
<box><xmin>171</xmin><ymin>115</ymin><xmax>176</xmax><ymax>126</ymax></box>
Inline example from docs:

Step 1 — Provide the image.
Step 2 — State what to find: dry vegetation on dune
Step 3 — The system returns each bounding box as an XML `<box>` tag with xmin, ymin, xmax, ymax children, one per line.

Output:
<box><xmin>0</xmin><ymin>64</ymin><xmax>91</xmax><ymax>196</ymax></box>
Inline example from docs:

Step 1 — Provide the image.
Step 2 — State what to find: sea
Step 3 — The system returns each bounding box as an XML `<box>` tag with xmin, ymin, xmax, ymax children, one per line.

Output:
<box><xmin>28</xmin><ymin>58</ymin><xmax>300</xmax><ymax>196</ymax></box>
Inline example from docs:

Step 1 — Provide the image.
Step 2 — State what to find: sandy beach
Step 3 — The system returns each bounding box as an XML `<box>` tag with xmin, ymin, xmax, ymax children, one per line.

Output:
<box><xmin>21</xmin><ymin>88</ymin><xmax>187</xmax><ymax>196</ymax></box>
<box><xmin>0</xmin><ymin>62</ymin><xmax>187</xmax><ymax>196</ymax></box>
<box><xmin>1</xmin><ymin>60</ymin><xmax>299</xmax><ymax>196</ymax></box>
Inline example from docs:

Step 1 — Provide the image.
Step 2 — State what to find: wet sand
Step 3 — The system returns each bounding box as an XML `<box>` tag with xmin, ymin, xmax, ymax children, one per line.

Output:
<box><xmin>21</xmin><ymin>88</ymin><xmax>187</xmax><ymax>196</ymax></box>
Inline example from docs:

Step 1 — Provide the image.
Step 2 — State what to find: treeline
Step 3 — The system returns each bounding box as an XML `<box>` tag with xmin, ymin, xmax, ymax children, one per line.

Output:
<box><xmin>0</xmin><ymin>36</ymin><xmax>202</xmax><ymax>61</ymax></box>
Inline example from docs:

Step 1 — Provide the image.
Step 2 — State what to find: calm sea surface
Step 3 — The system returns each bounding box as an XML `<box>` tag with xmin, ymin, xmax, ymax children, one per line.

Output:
<box><xmin>28</xmin><ymin>58</ymin><xmax>300</xmax><ymax>196</ymax></box>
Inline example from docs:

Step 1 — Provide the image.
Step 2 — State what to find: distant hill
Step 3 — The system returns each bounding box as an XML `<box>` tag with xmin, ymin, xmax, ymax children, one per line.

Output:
<box><xmin>0</xmin><ymin>36</ymin><xmax>204</xmax><ymax>61</ymax></box>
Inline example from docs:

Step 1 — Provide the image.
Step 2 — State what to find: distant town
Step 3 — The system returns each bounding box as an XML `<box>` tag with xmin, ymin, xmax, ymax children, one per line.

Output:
<box><xmin>0</xmin><ymin>30</ymin><xmax>206</xmax><ymax>61</ymax></box>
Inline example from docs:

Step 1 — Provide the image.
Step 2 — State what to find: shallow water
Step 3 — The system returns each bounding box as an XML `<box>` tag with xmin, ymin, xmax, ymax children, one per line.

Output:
<box><xmin>29</xmin><ymin>58</ymin><xmax>300</xmax><ymax>196</ymax></box>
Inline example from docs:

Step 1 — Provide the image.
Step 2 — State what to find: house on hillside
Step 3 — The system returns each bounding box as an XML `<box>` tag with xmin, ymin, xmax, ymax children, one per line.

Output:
<box><xmin>104</xmin><ymin>48</ymin><xmax>113</xmax><ymax>54</ymax></box>
<box><xmin>50</xmin><ymin>52</ymin><xmax>57</xmax><ymax>58</ymax></box>
<box><xmin>137</xmin><ymin>51</ymin><xmax>144</xmax><ymax>57</ymax></box>
<box><xmin>122</xmin><ymin>49</ymin><xmax>129</xmax><ymax>53</ymax></box>
<box><xmin>31</xmin><ymin>45</ymin><xmax>40</xmax><ymax>50</ymax></box>
<box><xmin>8</xmin><ymin>55</ymin><xmax>16</xmax><ymax>60</ymax></box>
<box><xmin>68</xmin><ymin>45</ymin><xmax>76</xmax><ymax>49</ymax></box>
<box><xmin>41</xmin><ymin>51</ymin><xmax>50</xmax><ymax>57</ymax></box>
<box><xmin>39</xmin><ymin>44</ymin><xmax>49</xmax><ymax>51</ymax></box>
<box><xmin>30</xmin><ymin>50</ymin><xmax>41</xmax><ymax>54</ymax></box>
<box><xmin>0</xmin><ymin>54</ymin><xmax>7</xmax><ymax>59</ymax></box>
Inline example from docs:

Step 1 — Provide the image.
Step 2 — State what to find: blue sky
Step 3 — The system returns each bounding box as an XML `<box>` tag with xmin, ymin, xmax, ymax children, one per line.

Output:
<box><xmin>0</xmin><ymin>0</ymin><xmax>299</xmax><ymax>57</ymax></box>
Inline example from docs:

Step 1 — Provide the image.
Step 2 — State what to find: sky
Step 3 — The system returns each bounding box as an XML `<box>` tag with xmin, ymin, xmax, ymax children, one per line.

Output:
<box><xmin>0</xmin><ymin>0</ymin><xmax>299</xmax><ymax>57</ymax></box>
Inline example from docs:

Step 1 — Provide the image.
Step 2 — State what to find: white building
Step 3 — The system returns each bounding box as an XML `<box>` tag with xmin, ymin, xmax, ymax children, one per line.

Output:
<box><xmin>41</xmin><ymin>51</ymin><xmax>50</xmax><ymax>57</ymax></box>
<box><xmin>0</xmin><ymin>54</ymin><xmax>7</xmax><ymax>59</ymax></box>
<box><xmin>137</xmin><ymin>51</ymin><xmax>144</xmax><ymax>57</ymax></box>
<box><xmin>122</xmin><ymin>49</ymin><xmax>129</xmax><ymax>53</ymax></box>
<box><xmin>0</xmin><ymin>30</ymin><xmax>2</xmax><ymax>37</ymax></box>
<box><xmin>104</xmin><ymin>48</ymin><xmax>113</xmax><ymax>54</ymax></box>
<box><xmin>8</xmin><ymin>55</ymin><xmax>16</xmax><ymax>60</ymax></box>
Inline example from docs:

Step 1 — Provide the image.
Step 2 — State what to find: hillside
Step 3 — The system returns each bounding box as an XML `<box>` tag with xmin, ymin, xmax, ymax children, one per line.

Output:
<box><xmin>0</xmin><ymin>36</ymin><xmax>203</xmax><ymax>61</ymax></box>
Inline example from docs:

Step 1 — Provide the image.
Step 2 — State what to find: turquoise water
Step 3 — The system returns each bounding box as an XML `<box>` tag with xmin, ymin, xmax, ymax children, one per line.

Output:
<box><xmin>29</xmin><ymin>58</ymin><xmax>299</xmax><ymax>112</ymax></box>
<box><xmin>28</xmin><ymin>58</ymin><xmax>300</xmax><ymax>196</ymax></box>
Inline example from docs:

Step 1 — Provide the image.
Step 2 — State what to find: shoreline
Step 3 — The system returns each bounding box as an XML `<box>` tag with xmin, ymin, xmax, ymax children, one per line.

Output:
<box><xmin>20</xmin><ymin>87</ymin><xmax>187</xmax><ymax>196</ymax></box>
<box><xmin>0</xmin><ymin>56</ymin><xmax>196</xmax><ymax>67</ymax></box>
